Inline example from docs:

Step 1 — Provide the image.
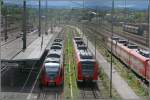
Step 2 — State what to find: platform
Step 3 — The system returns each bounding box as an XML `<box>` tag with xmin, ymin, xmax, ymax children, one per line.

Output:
<box><xmin>12</xmin><ymin>34</ymin><xmax>53</xmax><ymax>61</ymax></box>
<box><xmin>1</xmin><ymin>30</ymin><xmax>39</xmax><ymax>60</ymax></box>
<box><xmin>1</xmin><ymin>92</ymin><xmax>37</xmax><ymax>100</ymax></box>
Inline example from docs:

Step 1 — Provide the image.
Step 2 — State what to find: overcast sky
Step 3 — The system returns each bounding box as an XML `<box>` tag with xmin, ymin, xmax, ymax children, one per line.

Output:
<box><xmin>3</xmin><ymin>0</ymin><xmax>149</xmax><ymax>9</ymax></box>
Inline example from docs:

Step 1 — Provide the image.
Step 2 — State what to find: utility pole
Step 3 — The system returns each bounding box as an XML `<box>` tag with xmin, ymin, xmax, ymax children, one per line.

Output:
<box><xmin>147</xmin><ymin>0</ymin><xmax>150</xmax><ymax>48</ymax></box>
<box><xmin>82</xmin><ymin>0</ymin><xmax>85</xmax><ymax>37</ymax></box>
<box><xmin>0</xmin><ymin>0</ymin><xmax>3</xmax><ymax>93</ymax></box>
<box><xmin>22</xmin><ymin>0</ymin><xmax>26</xmax><ymax>50</ymax></box>
<box><xmin>45</xmin><ymin>0</ymin><xmax>48</xmax><ymax>35</ymax></box>
<box><xmin>95</xmin><ymin>35</ymin><xmax>96</xmax><ymax>59</ymax></box>
<box><xmin>148</xmin><ymin>0</ymin><xmax>150</xmax><ymax>99</ymax></box>
<box><xmin>4</xmin><ymin>6</ymin><xmax>8</xmax><ymax>42</ymax></box>
<box><xmin>110</xmin><ymin>0</ymin><xmax>114</xmax><ymax>98</ymax></box>
<box><xmin>38</xmin><ymin>0</ymin><xmax>41</xmax><ymax>37</ymax></box>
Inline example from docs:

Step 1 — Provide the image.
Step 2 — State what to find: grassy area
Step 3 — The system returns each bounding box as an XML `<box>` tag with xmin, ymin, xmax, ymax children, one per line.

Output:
<box><xmin>64</xmin><ymin>27</ymin><xmax>79</xmax><ymax>100</ymax></box>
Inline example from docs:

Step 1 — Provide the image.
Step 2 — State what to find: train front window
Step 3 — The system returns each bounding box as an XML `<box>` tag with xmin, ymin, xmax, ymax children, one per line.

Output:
<box><xmin>82</xmin><ymin>64</ymin><xmax>94</xmax><ymax>77</ymax></box>
<box><xmin>45</xmin><ymin>63</ymin><xmax>60</xmax><ymax>80</ymax></box>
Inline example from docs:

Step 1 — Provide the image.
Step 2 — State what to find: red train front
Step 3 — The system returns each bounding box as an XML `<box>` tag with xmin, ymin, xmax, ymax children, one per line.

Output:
<box><xmin>40</xmin><ymin>62</ymin><xmax>64</xmax><ymax>86</ymax></box>
<box><xmin>73</xmin><ymin>37</ymin><xmax>99</xmax><ymax>82</ymax></box>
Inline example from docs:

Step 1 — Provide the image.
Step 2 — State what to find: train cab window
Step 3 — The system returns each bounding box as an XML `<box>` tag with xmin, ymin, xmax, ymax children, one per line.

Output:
<box><xmin>45</xmin><ymin>63</ymin><xmax>60</xmax><ymax>80</ymax></box>
<box><xmin>81</xmin><ymin>62</ymin><xmax>94</xmax><ymax>76</ymax></box>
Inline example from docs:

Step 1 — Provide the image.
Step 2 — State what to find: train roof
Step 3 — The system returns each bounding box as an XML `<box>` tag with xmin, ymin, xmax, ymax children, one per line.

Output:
<box><xmin>75</xmin><ymin>40</ymin><xmax>85</xmax><ymax>45</ymax></box>
<box><xmin>52</xmin><ymin>42</ymin><xmax>62</xmax><ymax>46</ymax></box>
<box><xmin>77</xmin><ymin>45</ymin><xmax>87</xmax><ymax>50</ymax></box>
<box><xmin>44</xmin><ymin>62</ymin><xmax>60</xmax><ymax>67</ymax></box>
<box><xmin>78</xmin><ymin>49</ymin><xmax>93</xmax><ymax>59</ymax></box>
<box><xmin>44</xmin><ymin>57</ymin><xmax>60</xmax><ymax>63</ymax></box>
<box><xmin>54</xmin><ymin>38</ymin><xmax>63</xmax><ymax>42</ymax></box>
<box><xmin>127</xmin><ymin>43</ymin><xmax>138</xmax><ymax>49</ymax></box>
<box><xmin>49</xmin><ymin>49</ymin><xmax>61</xmax><ymax>54</ymax></box>
<box><xmin>130</xmin><ymin>50</ymin><xmax>149</xmax><ymax>62</ymax></box>
<box><xmin>51</xmin><ymin>45</ymin><xmax>62</xmax><ymax>50</ymax></box>
<box><xmin>47</xmin><ymin>50</ymin><xmax>61</xmax><ymax>58</ymax></box>
<box><xmin>112</xmin><ymin>36</ymin><xmax>119</xmax><ymax>41</ymax></box>
<box><xmin>118</xmin><ymin>39</ymin><xmax>128</xmax><ymax>44</ymax></box>
<box><xmin>74</xmin><ymin>37</ymin><xmax>82</xmax><ymax>40</ymax></box>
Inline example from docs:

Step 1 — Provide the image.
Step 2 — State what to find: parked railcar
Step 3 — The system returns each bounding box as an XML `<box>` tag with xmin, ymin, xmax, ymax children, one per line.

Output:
<box><xmin>107</xmin><ymin>37</ymin><xmax>149</xmax><ymax>81</ymax></box>
<box><xmin>73</xmin><ymin>37</ymin><xmax>99</xmax><ymax>82</ymax></box>
<box><xmin>40</xmin><ymin>36</ymin><xmax>64</xmax><ymax>87</ymax></box>
<box><xmin>123</xmin><ymin>24</ymin><xmax>144</xmax><ymax>36</ymax></box>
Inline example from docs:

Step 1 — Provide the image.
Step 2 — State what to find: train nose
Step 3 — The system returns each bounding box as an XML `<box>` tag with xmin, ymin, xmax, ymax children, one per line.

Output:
<box><xmin>48</xmin><ymin>80</ymin><xmax>56</xmax><ymax>86</ymax></box>
<box><xmin>83</xmin><ymin>75</ymin><xmax>93</xmax><ymax>81</ymax></box>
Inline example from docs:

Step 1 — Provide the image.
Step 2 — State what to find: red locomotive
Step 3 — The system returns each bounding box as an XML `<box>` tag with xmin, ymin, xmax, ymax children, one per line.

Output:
<box><xmin>73</xmin><ymin>37</ymin><xmax>99</xmax><ymax>82</ymax></box>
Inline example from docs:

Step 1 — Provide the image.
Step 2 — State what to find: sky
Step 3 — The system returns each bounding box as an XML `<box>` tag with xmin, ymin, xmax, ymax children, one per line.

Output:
<box><xmin>3</xmin><ymin>0</ymin><xmax>149</xmax><ymax>10</ymax></box>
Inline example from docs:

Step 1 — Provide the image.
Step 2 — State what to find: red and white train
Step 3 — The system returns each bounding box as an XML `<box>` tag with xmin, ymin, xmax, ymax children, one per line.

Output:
<box><xmin>40</xmin><ymin>37</ymin><xmax>64</xmax><ymax>86</ymax></box>
<box><xmin>73</xmin><ymin>37</ymin><xmax>99</xmax><ymax>82</ymax></box>
<box><xmin>107</xmin><ymin>37</ymin><xmax>150</xmax><ymax>81</ymax></box>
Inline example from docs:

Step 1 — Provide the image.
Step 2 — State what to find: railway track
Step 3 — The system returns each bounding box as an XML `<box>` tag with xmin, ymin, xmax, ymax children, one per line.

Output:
<box><xmin>83</xmin><ymin>23</ymin><xmax>148</xmax><ymax>49</ymax></box>
<box><xmin>79</xmin><ymin>82</ymin><xmax>100</xmax><ymax>100</ymax></box>
<box><xmin>37</xmin><ymin>87</ymin><xmax>60</xmax><ymax>100</ymax></box>
<box><xmin>101</xmin><ymin>24</ymin><xmax>147</xmax><ymax>46</ymax></box>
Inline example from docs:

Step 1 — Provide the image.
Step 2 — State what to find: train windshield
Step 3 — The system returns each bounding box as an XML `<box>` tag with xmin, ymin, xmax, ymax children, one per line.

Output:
<box><xmin>45</xmin><ymin>63</ymin><xmax>60</xmax><ymax>80</ymax></box>
<box><xmin>81</xmin><ymin>62</ymin><xmax>94</xmax><ymax>77</ymax></box>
